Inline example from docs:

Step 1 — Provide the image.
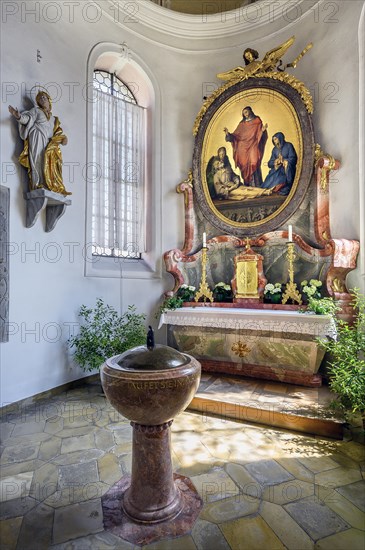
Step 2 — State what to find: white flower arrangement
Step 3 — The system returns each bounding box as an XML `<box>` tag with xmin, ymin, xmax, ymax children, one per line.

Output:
<box><xmin>177</xmin><ymin>284</ymin><xmax>196</xmax><ymax>301</ymax></box>
<box><xmin>300</xmin><ymin>279</ymin><xmax>322</xmax><ymax>299</ymax></box>
<box><xmin>264</xmin><ymin>283</ymin><xmax>282</xmax><ymax>296</ymax></box>
<box><xmin>214</xmin><ymin>282</ymin><xmax>231</xmax><ymax>291</ymax></box>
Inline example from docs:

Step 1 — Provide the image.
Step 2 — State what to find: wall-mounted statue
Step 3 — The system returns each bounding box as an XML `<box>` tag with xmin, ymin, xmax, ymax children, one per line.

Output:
<box><xmin>9</xmin><ymin>88</ymin><xmax>72</xmax><ymax>231</ymax></box>
<box><xmin>8</xmin><ymin>90</ymin><xmax>71</xmax><ymax>196</ymax></box>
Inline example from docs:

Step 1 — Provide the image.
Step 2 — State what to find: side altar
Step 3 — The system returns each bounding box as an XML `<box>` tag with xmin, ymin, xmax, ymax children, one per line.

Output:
<box><xmin>159</xmin><ymin>308</ymin><xmax>335</xmax><ymax>387</ymax></box>
<box><xmin>162</xmin><ymin>38</ymin><xmax>359</xmax><ymax>387</ymax></box>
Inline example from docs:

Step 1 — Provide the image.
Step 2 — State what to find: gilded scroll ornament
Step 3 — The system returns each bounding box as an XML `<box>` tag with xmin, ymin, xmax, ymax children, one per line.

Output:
<box><xmin>332</xmin><ymin>278</ymin><xmax>346</xmax><ymax>293</ymax></box>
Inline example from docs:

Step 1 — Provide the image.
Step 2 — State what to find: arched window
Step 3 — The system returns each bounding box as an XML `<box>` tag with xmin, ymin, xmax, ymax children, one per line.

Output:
<box><xmin>92</xmin><ymin>70</ymin><xmax>146</xmax><ymax>259</ymax></box>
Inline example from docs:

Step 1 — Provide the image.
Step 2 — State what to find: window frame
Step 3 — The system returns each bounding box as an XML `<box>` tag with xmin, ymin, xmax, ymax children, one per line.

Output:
<box><xmin>85</xmin><ymin>44</ymin><xmax>161</xmax><ymax>279</ymax></box>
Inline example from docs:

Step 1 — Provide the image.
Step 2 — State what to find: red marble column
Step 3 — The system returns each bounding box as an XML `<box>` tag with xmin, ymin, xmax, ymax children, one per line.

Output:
<box><xmin>123</xmin><ymin>421</ymin><xmax>182</xmax><ymax>523</ymax></box>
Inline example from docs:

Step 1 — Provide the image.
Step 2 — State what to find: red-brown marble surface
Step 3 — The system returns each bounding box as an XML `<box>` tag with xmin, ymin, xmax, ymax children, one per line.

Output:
<box><xmin>102</xmin><ymin>473</ymin><xmax>203</xmax><ymax>545</ymax></box>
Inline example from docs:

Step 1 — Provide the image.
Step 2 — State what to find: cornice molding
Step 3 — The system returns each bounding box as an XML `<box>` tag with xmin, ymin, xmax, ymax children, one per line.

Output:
<box><xmin>100</xmin><ymin>0</ymin><xmax>320</xmax><ymax>49</ymax></box>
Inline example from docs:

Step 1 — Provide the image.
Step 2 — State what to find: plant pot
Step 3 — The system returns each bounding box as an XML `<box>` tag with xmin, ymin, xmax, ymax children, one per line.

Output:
<box><xmin>270</xmin><ymin>294</ymin><xmax>282</xmax><ymax>304</ymax></box>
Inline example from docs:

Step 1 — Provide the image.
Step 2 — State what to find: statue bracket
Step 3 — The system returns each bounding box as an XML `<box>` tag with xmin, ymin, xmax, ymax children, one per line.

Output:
<box><xmin>24</xmin><ymin>189</ymin><xmax>72</xmax><ymax>232</ymax></box>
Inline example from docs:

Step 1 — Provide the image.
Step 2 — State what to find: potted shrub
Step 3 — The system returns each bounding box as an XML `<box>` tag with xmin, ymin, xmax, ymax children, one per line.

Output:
<box><xmin>300</xmin><ymin>279</ymin><xmax>322</xmax><ymax>303</ymax></box>
<box><xmin>68</xmin><ymin>298</ymin><xmax>146</xmax><ymax>371</ymax></box>
<box><xmin>318</xmin><ymin>290</ymin><xmax>365</xmax><ymax>428</ymax></box>
<box><xmin>213</xmin><ymin>282</ymin><xmax>232</xmax><ymax>302</ymax></box>
<box><xmin>264</xmin><ymin>283</ymin><xmax>283</xmax><ymax>304</ymax></box>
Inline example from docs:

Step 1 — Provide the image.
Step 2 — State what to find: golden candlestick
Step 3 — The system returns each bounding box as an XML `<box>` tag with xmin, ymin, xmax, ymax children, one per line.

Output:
<box><xmin>282</xmin><ymin>242</ymin><xmax>302</xmax><ymax>305</ymax></box>
<box><xmin>194</xmin><ymin>246</ymin><xmax>214</xmax><ymax>303</ymax></box>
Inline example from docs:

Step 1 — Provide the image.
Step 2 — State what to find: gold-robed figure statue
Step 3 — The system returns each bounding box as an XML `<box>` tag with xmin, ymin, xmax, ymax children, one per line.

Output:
<box><xmin>8</xmin><ymin>89</ymin><xmax>71</xmax><ymax>196</ymax></box>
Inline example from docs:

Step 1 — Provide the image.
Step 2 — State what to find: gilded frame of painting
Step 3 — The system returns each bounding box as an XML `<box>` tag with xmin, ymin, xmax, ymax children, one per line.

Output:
<box><xmin>192</xmin><ymin>77</ymin><xmax>315</xmax><ymax>237</ymax></box>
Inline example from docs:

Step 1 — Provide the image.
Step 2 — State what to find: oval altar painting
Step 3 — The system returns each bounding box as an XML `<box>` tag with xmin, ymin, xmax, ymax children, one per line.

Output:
<box><xmin>193</xmin><ymin>78</ymin><xmax>314</xmax><ymax>236</ymax></box>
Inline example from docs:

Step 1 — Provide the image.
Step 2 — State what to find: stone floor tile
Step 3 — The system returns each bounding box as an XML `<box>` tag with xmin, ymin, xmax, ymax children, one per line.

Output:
<box><xmin>39</xmin><ymin>436</ymin><xmax>62</xmax><ymax>461</ymax></box>
<box><xmin>336</xmin><ymin>480</ymin><xmax>365</xmax><ymax>512</ymax></box>
<box><xmin>315</xmin><ymin>528</ymin><xmax>365</xmax><ymax>549</ymax></box>
<box><xmin>225</xmin><ymin>462</ymin><xmax>261</xmax><ymax>499</ymax></box>
<box><xmin>45</xmin><ymin>417</ymin><xmax>64</xmax><ymax>435</ymax></box>
<box><xmin>12</xmin><ymin>419</ymin><xmax>46</xmax><ymax>437</ymax></box>
<box><xmin>322</xmin><ymin>490</ymin><xmax>365</xmax><ymax>530</ymax></box>
<box><xmin>112</xmin><ymin>425</ymin><xmax>133</xmax><ymax>445</ymax></box>
<box><xmin>16</xmin><ymin>502</ymin><xmax>54</xmax><ymax>550</ymax></box>
<box><xmin>284</xmin><ymin>496</ymin><xmax>350</xmax><ymax>540</ymax></box>
<box><xmin>175</xmin><ymin>456</ymin><xmax>223</xmax><ymax>478</ymax></box>
<box><xmin>298</xmin><ymin>455</ymin><xmax>342</xmax><ymax>474</ymax></box>
<box><xmin>191</xmin><ymin>468</ymin><xmax>240</xmax><ymax>503</ymax></box>
<box><xmin>220</xmin><ymin>515</ymin><xmax>285</xmax><ymax>550</ymax></box>
<box><xmin>245</xmin><ymin>459</ymin><xmax>294</xmax><ymax>486</ymax></box>
<box><xmin>57</xmin><ymin>426</ymin><xmax>96</xmax><ymax>439</ymax></box>
<box><xmin>119</xmin><ymin>453</ymin><xmax>132</xmax><ymax>476</ymax></box>
<box><xmin>315</xmin><ymin>466</ymin><xmax>363</xmax><ymax>488</ymax></box>
<box><xmin>275</xmin><ymin>457</ymin><xmax>315</xmax><ymax>483</ymax></box>
<box><xmin>2</xmin><ymin>432</ymin><xmax>51</xmax><ymax>445</ymax></box>
<box><xmin>337</xmin><ymin>441</ymin><xmax>365</xmax><ymax>463</ymax></box>
<box><xmin>50</xmin><ymin>531</ymin><xmax>134</xmax><ymax>549</ymax></box>
<box><xmin>199</xmin><ymin>494</ymin><xmax>260</xmax><ymax>523</ymax></box>
<box><xmin>29</xmin><ymin>462</ymin><xmax>59</xmax><ymax>502</ymax></box>
<box><xmin>0</xmin><ymin>516</ymin><xmax>23</xmax><ymax>549</ymax></box>
<box><xmin>94</xmin><ymin>428</ymin><xmax>115</xmax><ymax>451</ymax></box>
<box><xmin>0</xmin><ymin>443</ymin><xmax>40</xmax><ymax>465</ymax></box>
<box><xmin>45</xmin><ymin>481</ymin><xmax>109</xmax><ymax>509</ymax></box>
<box><xmin>0</xmin><ymin>459</ymin><xmax>44</xmax><ymax>479</ymax></box>
<box><xmin>0</xmin><ymin>471</ymin><xmax>33</xmax><ymax>502</ymax></box>
<box><xmin>52</xmin><ymin>499</ymin><xmax>104</xmax><ymax>544</ymax></box>
<box><xmin>97</xmin><ymin>453</ymin><xmax>122</xmax><ymax>486</ymax></box>
<box><xmin>113</xmin><ymin>442</ymin><xmax>133</xmax><ymax>456</ymax></box>
<box><xmin>260</xmin><ymin>500</ymin><xmax>313</xmax><ymax>549</ymax></box>
<box><xmin>62</xmin><ymin>415</ymin><xmax>93</xmax><ymax>429</ymax></box>
<box><xmin>60</xmin><ymin>433</ymin><xmax>96</xmax><ymax>454</ymax></box>
<box><xmin>330</xmin><ymin>452</ymin><xmax>362</xmax><ymax>470</ymax></box>
<box><xmin>0</xmin><ymin>496</ymin><xmax>38</xmax><ymax>521</ymax></box>
<box><xmin>59</xmin><ymin>461</ymin><xmax>99</xmax><ymax>488</ymax></box>
<box><xmin>142</xmin><ymin>534</ymin><xmax>197</xmax><ymax>549</ymax></box>
<box><xmin>262</xmin><ymin>479</ymin><xmax>314</xmax><ymax>505</ymax></box>
<box><xmin>52</xmin><ymin>449</ymin><xmax>104</xmax><ymax>466</ymax></box>
<box><xmin>192</xmin><ymin>518</ymin><xmax>231</xmax><ymax>550</ymax></box>
<box><xmin>0</xmin><ymin>422</ymin><xmax>14</xmax><ymax>442</ymax></box>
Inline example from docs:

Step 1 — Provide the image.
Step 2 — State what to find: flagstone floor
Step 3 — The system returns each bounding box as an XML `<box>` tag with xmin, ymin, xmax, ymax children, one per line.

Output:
<box><xmin>0</xmin><ymin>379</ymin><xmax>364</xmax><ymax>549</ymax></box>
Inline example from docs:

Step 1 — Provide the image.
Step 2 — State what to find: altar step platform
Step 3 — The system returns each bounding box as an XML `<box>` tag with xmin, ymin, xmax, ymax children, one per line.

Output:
<box><xmin>189</xmin><ymin>373</ymin><xmax>345</xmax><ymax>440</ymax></box>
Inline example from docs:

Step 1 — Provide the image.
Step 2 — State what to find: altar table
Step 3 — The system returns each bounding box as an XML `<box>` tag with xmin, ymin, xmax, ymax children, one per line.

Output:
<box><xmin>159</xmin><ymin>308</ymin><xmax>336</xmax><ymax>387</ymax></box>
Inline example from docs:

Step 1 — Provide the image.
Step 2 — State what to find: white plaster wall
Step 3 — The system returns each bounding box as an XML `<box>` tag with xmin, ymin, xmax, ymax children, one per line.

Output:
<box><xmin>1</xmin><ymin>0</ymin><xmax>363</xmax><ymax>404</ymax></box>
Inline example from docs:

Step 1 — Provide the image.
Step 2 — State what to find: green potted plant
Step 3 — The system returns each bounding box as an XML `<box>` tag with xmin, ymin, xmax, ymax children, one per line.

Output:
<box><xmin>264</xmin><ymin>283</ymin><xmax>283</xmax><ymax>304</ymax></box>
<box><xmin>176</xmin><ymin>284</ymin><xmax>196</xmax><ymax>302</ymax></box>
<box><xmin>68</xmin><ymin>298</ymin><xmax>146</xmax><ymax>371</ymax></box>
<box><xmin>318</xmin><ymin>289</ymin><xmax>365</xmax><ymax>427</ymax></box>
<box><xmin>213</xmin><ymin>282</ymin><xmax>232</xmax><ymax>302</ymax></box>
<box><xmin>300</xmin><ymin>278</ymin><xmax>322</xmax><ymax>302</ymax></box>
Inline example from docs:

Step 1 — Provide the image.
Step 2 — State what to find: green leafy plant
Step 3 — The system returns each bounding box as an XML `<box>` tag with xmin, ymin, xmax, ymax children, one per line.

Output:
<box><xmin>319</xmin><ymin>290</ymin><xmax>365</xmax><ymax>418</ymax></box>
<box><xmin>176</xmin><ymin>284</ymin><xmax>196</xmax><ymax>302</ymax></box>
<box><xmin>305</xmin><ymin>296</ymin><xmax>339</xmax><ymax>316</ymax></box>
<box><xmin>157</xmin><ymin>295</ymin><xmax>184</xmax><ymax>316</ymax></box>
<box><xmin>68</xmin><ymin>298</ymin><xmax>146</xmax><ymax>371</ymax></box>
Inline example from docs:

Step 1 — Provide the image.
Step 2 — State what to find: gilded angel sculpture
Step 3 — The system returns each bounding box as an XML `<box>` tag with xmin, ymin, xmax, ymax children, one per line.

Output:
<box><xmin>217</xmin><ymin>36</ymin><xmax>312</xmax><ymax>82</ymax></box>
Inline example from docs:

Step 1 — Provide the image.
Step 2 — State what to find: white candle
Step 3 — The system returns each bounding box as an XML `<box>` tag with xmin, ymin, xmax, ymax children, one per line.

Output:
<box><xmin>288</xmin><ymin>224</ymin><xmax>293</xmax><ymax>242</ymax></box>
<box><xmin>203</xmin><ymin>232</ymin><xmax>207</xmax><ymax>247</ymax></box>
